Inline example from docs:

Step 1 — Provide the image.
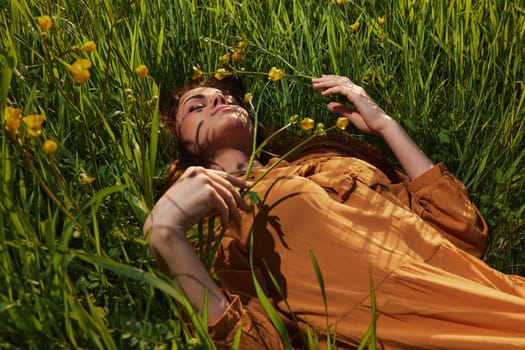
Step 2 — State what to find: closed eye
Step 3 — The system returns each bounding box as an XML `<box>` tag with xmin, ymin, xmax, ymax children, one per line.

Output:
<box><xmin>189</xmin><ymin>104</ymin><xmax>204</xmax><ymax>112</ymax></box>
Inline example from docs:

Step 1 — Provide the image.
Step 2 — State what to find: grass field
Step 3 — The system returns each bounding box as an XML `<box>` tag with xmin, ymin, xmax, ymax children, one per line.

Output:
<box><xmin>1</xmin><ymin>0</ymin><xmax>524</xmax><ymax>348</ymax></box>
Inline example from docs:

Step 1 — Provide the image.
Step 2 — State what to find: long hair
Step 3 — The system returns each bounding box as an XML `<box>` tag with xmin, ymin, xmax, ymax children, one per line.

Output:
<box><xmin>159</xmin><ymin>76</ymin><xmax>400</xmax><ymax>196</ymax></box>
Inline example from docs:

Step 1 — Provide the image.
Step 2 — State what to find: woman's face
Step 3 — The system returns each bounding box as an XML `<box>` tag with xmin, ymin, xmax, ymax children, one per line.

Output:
<box><xmin>175</xmin><ymin>87</ymin><xmax>254</xmax><ymax>160</ymax></box>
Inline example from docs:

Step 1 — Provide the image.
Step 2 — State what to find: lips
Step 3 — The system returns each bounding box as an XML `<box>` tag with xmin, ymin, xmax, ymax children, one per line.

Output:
<box><xmin>212</xmin><ymin>105</ymin><xmax>235</xmax><ymax>116</ymax></box>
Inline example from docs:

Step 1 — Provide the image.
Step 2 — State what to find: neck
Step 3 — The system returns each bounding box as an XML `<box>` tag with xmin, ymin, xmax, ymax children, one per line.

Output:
<box><xmin>207</xmin><ymin>149</ymin><xmax>263</xmax><ymax>174</ymax></box>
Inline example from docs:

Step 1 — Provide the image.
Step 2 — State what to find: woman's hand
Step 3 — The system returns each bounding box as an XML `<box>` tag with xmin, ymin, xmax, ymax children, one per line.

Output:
<box><xmin>143</xmin><ymin>166</ymin><xmax>251</xmax><ymax>325</ymax></box>
<box><xmin>312</xmin><ymin>75</ymin><xmax>395</xmax><ymax>136</ymax></box>
<box><xmin>312</xmin><ymin>74</ymin><xmax>433</xmax><ymax>180</ymax></box>
<box><xmin>144</xmin><ymin>166</ymin><xmax>251</xmax><ymax>236</ymax></box>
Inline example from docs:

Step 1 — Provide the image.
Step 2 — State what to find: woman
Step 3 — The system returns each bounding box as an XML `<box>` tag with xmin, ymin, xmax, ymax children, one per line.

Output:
<box><xmin>144</xmin><ymin>75</ymin><xmax>525</xmax><ymax>349</ymax></box>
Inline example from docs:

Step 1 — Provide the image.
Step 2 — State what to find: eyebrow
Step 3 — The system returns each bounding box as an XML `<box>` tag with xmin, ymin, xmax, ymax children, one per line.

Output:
<box><xmin>182</xmin><ymin>94</ymin><xmax>205</xmax><ymax>107</ymax></box>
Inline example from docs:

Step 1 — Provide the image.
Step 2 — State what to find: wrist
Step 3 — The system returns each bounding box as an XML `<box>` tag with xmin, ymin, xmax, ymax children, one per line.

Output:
<box><xmin>147</xmin><ymin>223</ymin><xmax>188</xmax><ymax>248</ymax></box>
<box><xmin>376</xmin><ymin>115</ymin><xmax>399</xmax><ymax>138</ymax></box>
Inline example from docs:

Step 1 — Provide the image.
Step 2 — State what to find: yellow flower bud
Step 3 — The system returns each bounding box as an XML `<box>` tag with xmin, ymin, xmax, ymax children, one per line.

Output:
<box><xmin>237</xmin><ymin>40</ymin><xmax>248</xmax><ymax>49</ymax></box>
<box><xmin>22</xmin><ymin>114</ymin><xmax>45</xmax><ymax>138</ymax></box>
<box><xmin>4</xmin><ymin>106</ymin><xmax>22</xmax><ymax>134</ymax></box>
<box><xmin>80</xmin><ymin>173</ymin><xmax>96</xmax><ymax>185</ymax></box>
<box><xmin>135</xmin><ymin>64</ymin><xmax>149</xmax><ymax>79</ymax></box>
<box><xmin>232</xmin><ymin>50</ymin><xmax>243</xmax><ymax>62</ymax></box>
<box><xmin>219</xmin><ymin>52</ymin><xmax>231</xmax><ymax>64</ymax></box>
<box><xmin>315</xmin><ymin>122</ymin><xmax>326</xmax><ymax>136</ymax></box>
<box><xmin>69</xmin><ymin>59</ymin><xmax>92</xmax><ymax>84</ymax></box>
<box><xmin>214</xmin><ymin>68</ymin><xmax>227</xmax><ymax>80</ymax></box>
<box><xmin>350</xmin><ymin>22</ymin><xmax>360</xmax><ymax>33</ymax></box>
<box><xmin>42</xmin><ymin>139</ymin><xmax>58</xmax><ymax>156</ymax></box>
<box><xmin>38</xmin><ymin>15</ymin><xmax>53</xmax><ymax>31</ymax></box>
<box><xmin>81</xmin><ymin>40</ymin><xmax>96</xmax><ymax>52</ymax></box>
<box><xmin>300</xmin><ymin>117</ymin><xmax>315</xmax><ymax>131</ymax></box>
<box><xmin>289</xmin><ymin>114</ymin><xmax>299</xmax><ymax>124</ymax></box>
<box><xmin>336</xmin><ymin>117</ymin><xmax>349</xmax><ymax>130</ymax></box>
<box><xmin>268</xmin><ymin>67</ymin><xmax>284</xmax><ymax>82</ymax></box>
<box><xmin>243</xmin><ymin>93</ymin><xmax>253</xmax><ymax>104</ymax></box>
<box><xmin>191</xmin><ymin>66</ymin><xmax>203</xmax><ymax>80</ymax></box>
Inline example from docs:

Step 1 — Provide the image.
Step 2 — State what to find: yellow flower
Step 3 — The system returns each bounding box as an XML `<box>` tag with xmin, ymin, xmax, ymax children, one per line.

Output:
<box><xmin>336</xmin><ymin>116</ymin><xmax>349</xmax><ymax>130</ymax></box>
<box><xmin>268</xmin><ymin>67</ymin><xmax>284</xmax><ymax>82</ymax></box>
<box><xmin>300</xmin><ymin>117</ymin><xmax>315</xmax><ymax>131</ymax></box>
<box><xmin>42</xmin><ymin>139</ymin><xmax>58</xmax><ymax>156</ymax></box>
<box><xmin>81</xmin><ymin>40</ymin><xmax>96</xmax><ymax>52</ymax></box>
<box><xmin>214</xmin><ymin>68</ymin><xmax>227</xmax><ymax>80</ymax></box>
<box><xmin>237</xmin><ymin>40</ymin><xmax>248</xmax><ymax>49</ymax></box>
<box><xmin>315</xmin><ymin>122</ymin><xmax>326</xmax><ymax>136</ymax></box>
<box><xmin>80</xmin><ymin>173</ymin><xmax>96</xmax><ymax>185</ymax></box>
<box><xmin>4</xmin><ymin>106</ymin><xmax>22</xmax><ymax>134</ymax></box>
<box><xmin>350</xmin><ymin>22</ymin><xmax>360</xmax><ymax>33</ymax></box>
<box><xmin>332</xmin><ymin>0</ymin><xmax>348</xmax><ymax>5</ymax></box>
<box><xmin>135</xmin><ymin>64</ymin><xmax>149</xmax><ymax>79</ymax></box>
<box><xmin>377</xmin><ymin>15</ymin><xmax>387</xmax><ymax>25</ymax></box>
<box><xmin>22</xmin><ymin>114</ymin><xmax>45</xmax><ymax>138</ymax></box>
<box><xmin>69</xmin><ymin>59</ymin><xmax>92</xmax><ymax>84</ymax></box>
<box><xmin>243</xmin><ymin>93</ymin><xmax>253</xmax><ymax>104</ymax></box>
<box><xmin>38</xmin><ymin>15</ymin><xmax>53</xmax><ymax>31</ymax></box>
<box><xmin>191</xmin><ymin>66</ymin><xmax>203</xmax><ymax>80</ymax></box>
<box><xmin>232</xmin><ymin>49</ymin><xmax>243</xmax><ymax>63</ymax></box>
<box><xmin>219</xmin><ymin>52</ymin><xmax>231</xmax><ymax>64</ymax></box>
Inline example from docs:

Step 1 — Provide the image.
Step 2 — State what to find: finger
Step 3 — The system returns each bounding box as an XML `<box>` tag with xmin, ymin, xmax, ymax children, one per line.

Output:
<box><xmin>312</xmin><ymin>75</ymin><xmax>352</xmax><ymax>90</ymax></box>
<box><xmin>205</xmin><ymin>189</ymin><xmax>232</xmax><ymax>229</ymax></box>
<box><xmin>327</xmin><ymin>102</ymin><xmax>352</xmax><ymax>117</ymax></box>
<box><xmin>204</xmin><ymin>174</ymin><xmax>248</xmax><ymax>224</ymax></box>
<box><xmin>209</xmin><ymin>183</ymin><xmax>243</xmax><ymax>225</ymax></box>
<box><xmin>319</xmin><ymin>85</ymin><xmax>355</xmax><ymax>99</ymax></box>
<box><xmin>208</xmin><ymin>169</ymin><xmax>251</xmax><ymax>189</ymax></box>
<box><xmin>207</xmin><ymin>171</ymin><xmax>251</xmax><ymax>211</ymax></box>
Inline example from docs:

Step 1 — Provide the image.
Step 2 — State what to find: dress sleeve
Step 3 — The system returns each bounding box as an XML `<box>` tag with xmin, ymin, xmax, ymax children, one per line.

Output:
<box><xmin>208</xmin><ymin>291</ymin><xmax>286</xmax><ymax>349</ymax></box>
<box><xmin>397</xmin><ymin>162</ymin><xmax>488</xmax><ymax>257</ymax></box>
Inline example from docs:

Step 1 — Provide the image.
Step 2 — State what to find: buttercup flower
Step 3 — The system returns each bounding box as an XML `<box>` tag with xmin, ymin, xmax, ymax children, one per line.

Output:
<box><xmin>350</xmin><ymin>22</ymin><xmax>360</xmax><ymax>33</ymax></box>
<box><xmin>336</xmin><ymin>116</ymin><xmax>349</xmax><ymax>130</ymax></box>
<box><xmin>243</xmin><ymin>93</ymin><xmax>253</xmax><ymax>104</ymax></box>
<box><xmin>81</xmin><ymin>40</ymin><xmax>96</xmax><ymax>52</ymax></box>
<box><xmin>4</xmin><ymin>106</ymin><xmax>22</xmax><ymax>134</ymax></box>
<box><xmin>136</xmin><ymin>64</ymin><xmax>149</xmax><ymax>79</ymax></box>
<box><xmin>332</xmin><ymin>0</ymin><xmax>348</xmax><ymax>6</ymax></box>
<box><xmin>80</xmin><ymin>173</ymin><xmax>96</xmax><ymax>185</ymax></box>
<box><xmin>69</xmin><ymin>59</ymin><xmax>92</xmax><ymax>84</ymax></box>
<box><xmin>214</xmin><ymin>68</ymin><xmax>227</xmax><ymax>80</ymax></box>
<box><xmin>301</xmin><ymin>117</ymin><xmax>315</xmax><ymax>131</ymax></box>
<box><xmin>268</xmin><ymin>67</ymin><xmax>284</xmax><ymax>82</ymax></box>
<box><xmin>377</xmin><ymin>15</ymin><xmax>387</xmax><ymax>25</ymax></box>
<box><xmin>42</xmin><ymin>139</ymin><xmax>58</xmax><ymax>156</ymax></box>
<box><xmin>22</xmin><ymin>114</ymin><xmax>45</xmax><ymax>138</ymax></box>
<box><xmin>219</xmin><ymin>52</ymin><xmax>231</xmax><ymax>64</ymax></box>
<box><xmin>191</xmin><ymin>66</ymin><xmax>203</xmax><ymax>80</ymax></box>
<box><xmin>38</xmin><ymin>15</ymin><xmax>53</xmax><ymax>31</ymax></box>
<box><xmin>232</xmin><ymin>49</ymin><xmax>243</xmax><ymax>63</ymax></box>
<box><xmin>237</xmin><ymin>40</ymin><xmax>248</xmax><ymax>49</ymax></box>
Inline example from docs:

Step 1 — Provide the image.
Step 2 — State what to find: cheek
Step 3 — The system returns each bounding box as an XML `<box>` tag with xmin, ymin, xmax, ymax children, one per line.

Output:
<box><xmin>176</xmin><ymin>119</ymin><xmax>200</xmax><ymax>152</ymax></box>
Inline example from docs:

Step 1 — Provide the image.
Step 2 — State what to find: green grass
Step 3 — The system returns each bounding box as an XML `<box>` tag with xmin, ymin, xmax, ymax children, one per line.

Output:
<box><xmin>1</xmin><ymin>0</ymin><xmax>524</xmax><ymax>348</ymax></box>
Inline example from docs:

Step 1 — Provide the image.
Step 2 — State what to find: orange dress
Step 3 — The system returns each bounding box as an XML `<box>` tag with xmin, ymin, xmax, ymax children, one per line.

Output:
<box><xmin>208</xmin><ymin>152</ymin><xmax>525</xmax><ymax>349</ymax></box>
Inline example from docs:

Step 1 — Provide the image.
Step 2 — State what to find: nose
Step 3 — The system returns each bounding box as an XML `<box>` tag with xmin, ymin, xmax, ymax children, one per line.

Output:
<box><xmin>212</xmin><ymin>92</ymin><xmax>226</xmax><ymax>106</ymax></box>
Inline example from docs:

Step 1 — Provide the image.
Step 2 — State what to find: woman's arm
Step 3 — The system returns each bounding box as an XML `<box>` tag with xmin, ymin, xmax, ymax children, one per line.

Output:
<box><xmin>312</xmin><ymin>75</ymin><xmax>433</xmax><ymax>179</ymax></box>
<box><xmin>144</xmin><ymin>166</ymin><xmax>251</xmax><ymax>325</ymax></box>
